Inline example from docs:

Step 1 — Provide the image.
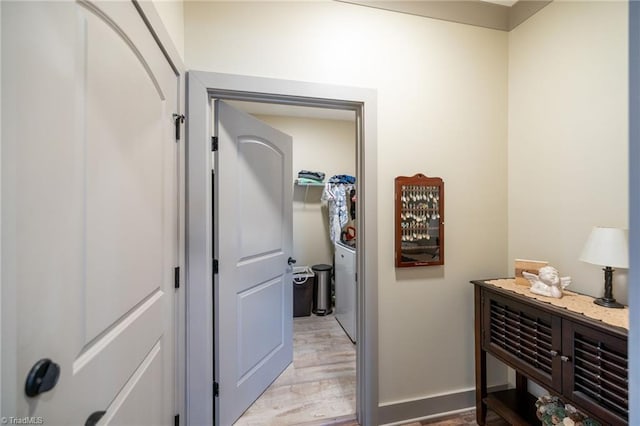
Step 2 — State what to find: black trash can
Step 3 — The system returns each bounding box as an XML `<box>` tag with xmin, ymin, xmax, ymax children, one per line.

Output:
<box><xmin>293</xmin><ymin>267</ymin><xmax>314</xmax><ymax>317</ymax></box>
<box><xmin>312</xmin><ymin>264</ymin><xmax>333</xmax><ymax>315</ymax></box>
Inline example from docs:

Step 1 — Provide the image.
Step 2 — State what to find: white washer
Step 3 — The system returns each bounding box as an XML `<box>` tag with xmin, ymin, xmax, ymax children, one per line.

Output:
<box><xmin>334</xmin><ymin>241</ymin><xmax>356</xmax><ymax>342</ymax></box>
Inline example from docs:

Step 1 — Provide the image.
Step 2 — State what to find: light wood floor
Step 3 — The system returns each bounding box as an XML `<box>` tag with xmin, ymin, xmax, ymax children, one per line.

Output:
<box><xmin>401</xmin><ymin>409</ymin><xmax>510</xmax><ymax>425</ymax></box>
<box><xmin>234</xmin><ymin>313</ymin><xmax>357</xmax><ymax>426</ymax></box>
<box><xmin>233</xmin><ymin>315</ymin><xmax>507</xmax><ymax>426</ymax></box>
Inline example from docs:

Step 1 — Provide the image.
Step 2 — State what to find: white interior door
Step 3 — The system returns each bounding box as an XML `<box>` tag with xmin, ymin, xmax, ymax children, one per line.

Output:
<box><xmin>215</xmin><ymin>100</ymin><xmax>293</xmax><ymax>425</ymax></box>
<box><xmin>2</xmin><ymin>1</ymin><xmax>178</xmax><ymax>424</ymax></box>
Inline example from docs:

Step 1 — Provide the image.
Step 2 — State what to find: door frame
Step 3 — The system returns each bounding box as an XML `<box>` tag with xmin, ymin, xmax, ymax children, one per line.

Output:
<box><xmin>186</xmin><ymin>71</ymin><xmax>378</xmax><ymax>426</ymax></box>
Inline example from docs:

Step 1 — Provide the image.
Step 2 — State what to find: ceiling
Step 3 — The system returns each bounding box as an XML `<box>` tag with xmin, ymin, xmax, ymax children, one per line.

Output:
<box><xmin>338</xmin><ymin>0</ymin><xmax>552</xmax><ymax>31</ymax></box>
<box><xmin>480</xmin><ymin>0</ymin><xmax>519</xmax><ymax>6</ymax></box>
<box><xmin>225</xmin><ymin>100</ymin><xmax>356</xmax><ymax>122</ymax></box>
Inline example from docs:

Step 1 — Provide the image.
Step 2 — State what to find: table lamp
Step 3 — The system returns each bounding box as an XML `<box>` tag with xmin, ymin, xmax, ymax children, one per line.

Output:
<box><xmin>579</xmin><ymin>226</ymin><xmax>629</xmax><ymax>309</ymax></box>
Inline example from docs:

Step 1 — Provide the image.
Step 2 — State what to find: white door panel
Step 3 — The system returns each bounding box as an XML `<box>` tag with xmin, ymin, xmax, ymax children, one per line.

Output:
<box><xmin>84</xmin><ymin>5</ymin><xmax>167</xmax><ymax>340</ymax></box>
<box><xmin>237</xmin><ymin>277</ymin><xmax>285</xmax><ymax>379</ymax></box>
<box><xmin>101</xmin><ymin>341</ymin><xmax>164</xmax><ymax>426</ymax></box>
<box><xmin>215</xmin><ymin>101</ymin><xmax>293</xmax><ymax>425</ymax></box>
<box><xmin>237</xmin><ymin>138</ymin><xmax>285</xmax><ymax>259</ymax></box>
<box><xmin>2</xmin><ymin>1</ymin><xmax>178</xmax><ymax>424</ymax></box>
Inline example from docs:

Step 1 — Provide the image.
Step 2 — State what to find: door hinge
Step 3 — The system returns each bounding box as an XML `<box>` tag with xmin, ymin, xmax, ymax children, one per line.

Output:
<box><xmin>174</xmin><ymin>266</ymin><xmax>180</xmax><ymax>289</ymax></box>
<box><xmin>174</xmin><ymin>414</ymin><xmax>179</xmax><ymax>426</ymax></box>
<box><xmin>214</xmin><ymin>381</ymin><xmax>219</xmax><ymax>397</ymax></box>
<box><xmin>211</xmin><ymin>136</ymin><xmax>219</xmax><ymax>151</ymax></box>
<box><xmin>213</xmin><ymin>259</ymin><xmax>219</xmax><ymax>275</ymax></box>
<box><xmin>173</xmin><ymin>113</ymin><xmax>185</xmax><ymax>141</ymax></box>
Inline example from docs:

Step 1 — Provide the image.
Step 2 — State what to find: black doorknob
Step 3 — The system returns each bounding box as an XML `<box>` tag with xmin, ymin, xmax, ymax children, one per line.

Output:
<box><xmin>85</xmin><ymin>411</ymin><xmax>106</xmax><ymax>426</ymax></box>
<box><xmin>288</xmin><ymin>257</ymin><xmax>297</xmax><ymax>265</ymax></box>
<box><xmin>25</xmin><ymin>358</ymin><xmax>60</xmax><ymax>397</ymax></box>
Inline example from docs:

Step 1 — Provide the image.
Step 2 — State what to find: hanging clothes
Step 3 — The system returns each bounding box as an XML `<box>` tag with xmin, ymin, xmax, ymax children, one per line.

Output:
<box><xmin>322</xmin><ymin>181</ymin><xmax>353</xmax><ymax>243</ymax></box>
<box><xmin>349</xmin><ymin>189</ymin><xmax>356</xmax><ymax>220</ymax></box>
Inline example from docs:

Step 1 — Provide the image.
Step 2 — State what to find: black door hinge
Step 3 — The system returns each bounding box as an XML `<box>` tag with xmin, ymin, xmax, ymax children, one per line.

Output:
<box><xmin>173</xmin><ymin>114</ymin><xmax>185</xmax><ymax>141</ymax></box>
<box><xmin>174</xmin><ymin>414</ymin><xmax>179</xmax><ymax>426</ymax></box>
<box><xmin>213</xmin><ymin>259</ymin><xmax>219</xmax><ymax>275</ymax></box>
<box><xmin>214</xmin><ymin>381</ymin><xmax>219</xmax><ymax>397</ymax></box>
<box><xmin>174</xmin><ymin>266</ymin><xmax>180</xmax><ymax>289</ymax></box>
<box><xmin>211</xmin><ymin>136</ymin><xmax>219</xmax><ymax>151</ymax></box>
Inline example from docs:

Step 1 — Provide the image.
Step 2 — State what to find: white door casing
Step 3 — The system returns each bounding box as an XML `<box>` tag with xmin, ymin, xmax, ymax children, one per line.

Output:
<box><xmin>186</xmin><ymin>72</ymin><xmax>378</xmax><ymax>426</ymax></box>
<box><xmin>214</xmin><ymin>100</ymin><xmax>294</xmax><ymax>425</ymax></box>
<box><xmin>2</xmin><ymin>1</ymin><xmax>178</xmax><ymax>424</ymax></box>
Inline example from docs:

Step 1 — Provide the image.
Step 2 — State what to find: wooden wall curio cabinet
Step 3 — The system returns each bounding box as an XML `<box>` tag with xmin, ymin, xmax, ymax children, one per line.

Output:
<box><xmin>395</xmin><ymin>174</ymin><xmax>444</xmax><ymax>267</ymax></box>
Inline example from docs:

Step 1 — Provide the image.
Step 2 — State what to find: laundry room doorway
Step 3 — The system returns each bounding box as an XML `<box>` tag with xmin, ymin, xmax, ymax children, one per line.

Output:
<box><xmin>185</xmin><ymin>72</ymin><xmax>379</xmax><ymax>426</ymax></box>
<box><xmin>224</xmin><ymin>100</ymin><xmax>359</xmax><ymax>425</ymax></box>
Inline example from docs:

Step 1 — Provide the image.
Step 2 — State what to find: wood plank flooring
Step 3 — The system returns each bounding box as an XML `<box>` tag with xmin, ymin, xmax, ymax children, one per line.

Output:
<box><xmin>234</xmin><ymin>313</ymin><xmax>357</xmax><ymax>426</ymax></box>
<box><xmin>335</xmin><ymin>409</ymin><xmax>508</xmax><ymax>426</ymax></box>
<box><xmin>401</xmin><ymin>409</ymin><xmax>510</xmax><ymax>425</ymax></box>
<box><xmin>234</xmin><ymin>314</ymin><xmax>508</xmax><ymax>426</ymax></box>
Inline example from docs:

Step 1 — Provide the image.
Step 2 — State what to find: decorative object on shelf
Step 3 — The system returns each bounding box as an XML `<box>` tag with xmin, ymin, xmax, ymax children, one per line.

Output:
<box><xmin>394</xmin><ymin>173</ymin><xmax>444</xmax><ymax>267</ymax></box>
<box><xmin>580</xmin><ymin>226</ymin><xmax>629</xmax><ymax>309</ymax></box>
<box><xmin>522</xmin><ymin>266</ymin><xmax>571</xmax><ymax>299</ymax></box>
<box><xmin>514</xmin><ymin>258</ymin><xmax>549</xmax><ymax>286</ymax></box>
<box><xmin>535</xmin><ymin>395</ymin><xmax>600</xmax><ymax>426</ymax></box>
<box><xmin>485</xmin><ymin>278</ymin><xmax>629</xmax><ymax>330</ymax></box>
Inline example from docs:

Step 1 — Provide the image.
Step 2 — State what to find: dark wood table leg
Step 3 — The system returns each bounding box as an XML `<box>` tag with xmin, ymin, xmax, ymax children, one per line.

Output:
<box><xmin>475</xmin><ymin>285</ymin><xmax>487</xmax><ymax>425</ymax></box>
<box><xmin>515</xmin><ymin>371</ymin><xmax>529</xmax><ymax>416</ymax></box>
<box><xmin>515</xmin><ymin>371</ymin><xmax>527</xmax><ymax>399</ymax></box>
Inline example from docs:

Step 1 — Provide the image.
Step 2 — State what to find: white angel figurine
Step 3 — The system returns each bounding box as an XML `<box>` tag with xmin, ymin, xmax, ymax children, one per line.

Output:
<box><xmin>522</xmin><ymin>266</ymin><xmax>571</xmax><ymax>299</ymax></box>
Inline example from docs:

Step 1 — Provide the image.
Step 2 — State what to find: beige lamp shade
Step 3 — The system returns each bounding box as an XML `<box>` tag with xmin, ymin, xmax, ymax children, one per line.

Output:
<box><xmin>579</xmin><ymin>227</ymin><xmax>629</xmax><ymax>269</ymax></box>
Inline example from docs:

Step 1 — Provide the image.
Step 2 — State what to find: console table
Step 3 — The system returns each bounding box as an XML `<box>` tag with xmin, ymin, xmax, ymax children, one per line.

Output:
<box><xmin>472</xmin><ymin>279</ymin><xmax>628</xmax><ymax>425</ymax></box>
